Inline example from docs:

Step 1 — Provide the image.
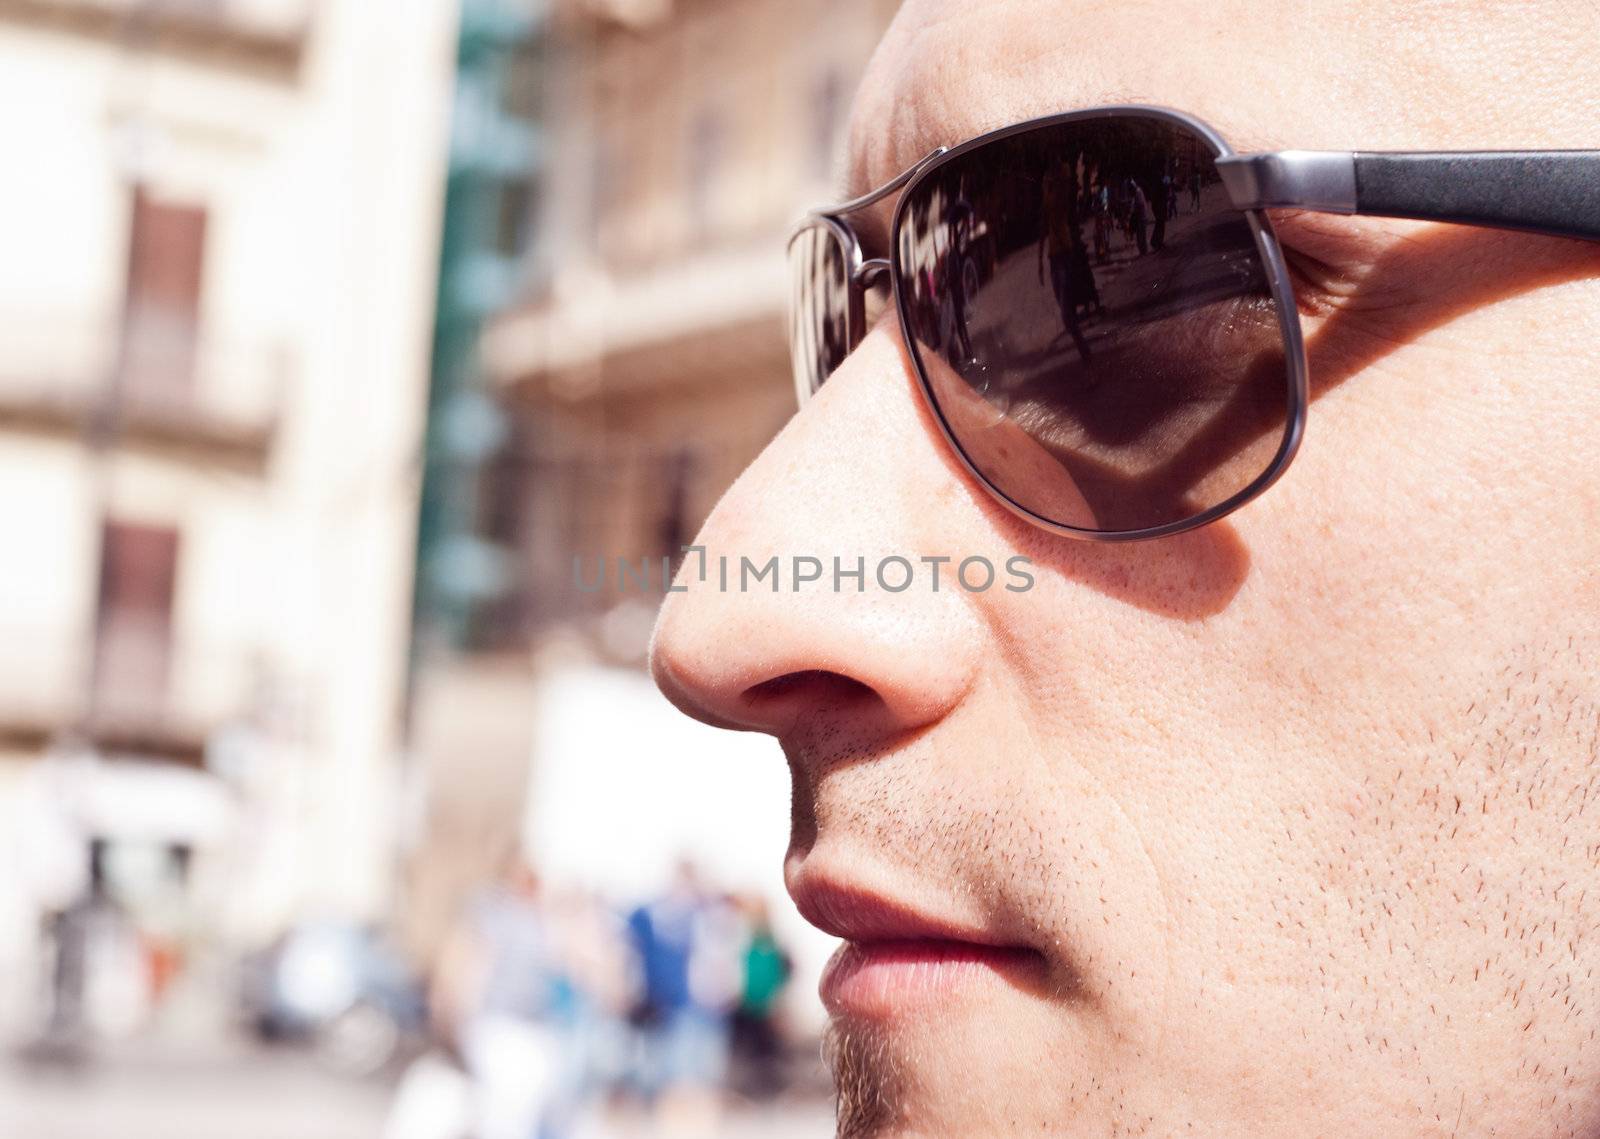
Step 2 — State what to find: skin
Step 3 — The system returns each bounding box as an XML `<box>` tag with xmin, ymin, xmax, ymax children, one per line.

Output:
<box><xmin>651</xmin><ymin>1</ymin><xmax>1600</xmax><ymax>1134</ymax></box>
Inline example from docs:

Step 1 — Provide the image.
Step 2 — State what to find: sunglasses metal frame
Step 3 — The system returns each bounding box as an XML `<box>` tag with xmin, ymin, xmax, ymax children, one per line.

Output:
<box><xmin>791</xmin><ymin>105</ymin><xmax>1308</xmax><ymax>542</ymax></box>
<box><xmin>789</xmin><ymin>103</ymin><xmax>1600</xmax><ymax>541</ymax></box>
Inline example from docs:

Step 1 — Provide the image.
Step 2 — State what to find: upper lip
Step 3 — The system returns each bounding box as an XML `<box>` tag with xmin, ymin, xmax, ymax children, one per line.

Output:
<box><xmin>789</xmin><ymin>871</ymin><xmax>1025</xmax><ymax>949</ymax></box>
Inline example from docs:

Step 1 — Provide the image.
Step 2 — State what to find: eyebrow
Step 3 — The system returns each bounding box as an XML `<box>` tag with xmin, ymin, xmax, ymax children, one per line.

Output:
<box><xmin>1218</xmin><ymin>150</ymin><xmax>1600</xmax><ymax>241</ymax></box>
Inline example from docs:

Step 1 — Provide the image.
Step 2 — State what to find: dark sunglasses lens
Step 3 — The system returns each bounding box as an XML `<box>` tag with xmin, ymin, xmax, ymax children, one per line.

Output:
<box><xmin>788</xmin><ymin>223</ymin><xmax>852</xmax><ymax>399</ymax></box>
<box><xmin>895</xmin><ymin>115</ymin><xmax>1291</xmax><ymax>534</ymax></box>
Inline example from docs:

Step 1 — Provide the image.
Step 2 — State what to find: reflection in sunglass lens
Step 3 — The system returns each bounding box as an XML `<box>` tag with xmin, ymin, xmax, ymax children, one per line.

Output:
<box><xmin>895</xmin><ymin>115</ymin><xmax>1290</xmax><ymax>534</ymax></box>
<box><xmin>787</xmin><ymin>224</ymin><xmax>852</xmax><ymax>401</ymax></box>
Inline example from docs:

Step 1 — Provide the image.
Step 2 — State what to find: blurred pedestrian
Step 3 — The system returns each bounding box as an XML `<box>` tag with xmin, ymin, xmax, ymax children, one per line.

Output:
<box><xmin>626</xmin><ymin>860</ymin><xmax>736</xmax><ymax>1135</ymax></box>
<box><xmin>1038</xmin><ymin>163</ymin><xmax>1095</xmax><ymax>362</ymax></box>
<box><xmin>543</xmin><ymin>888</ymin><xmax>633</xmax><ymax>1135</ymax></box>
<box><xmin>1126</xmin><ymin>177</ymin><xmax>1149</xmax><ymax>255</ymax></box>
<box><xmin>1091</xmin><ymin>181</ymin><xmax>1112</xmax><ymax>261</ymax></box>
<box><xmin>1150</xmin><ymin>173</ymin><xmax>1170</xmax><ymax>251</ymax></box>
<box><xmin>941</xmin><ymin>190</ymin><xmax>978</xmax><ymax>366</ymax></box>
<box><xmin>434</xmin><ymin>857</ymin><xmax>563</xmax><ymax>1139</ymax></box>
<box><xmin>729</xmin><ymin>895</ymin><xmax>792</xmax><ymax>1099</ymax></box>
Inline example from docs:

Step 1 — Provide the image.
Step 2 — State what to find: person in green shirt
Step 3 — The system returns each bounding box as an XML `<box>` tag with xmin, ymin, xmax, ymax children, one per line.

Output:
<box><xmin>730</xmin><ymin>895</ymin><xmax>791</xmax><ymax>1099</ymax></box>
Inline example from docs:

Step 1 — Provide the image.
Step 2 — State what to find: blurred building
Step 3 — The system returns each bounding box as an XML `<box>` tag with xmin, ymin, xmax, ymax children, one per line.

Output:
<box><xmin>0</xmin><ymin>0</ymin><xmax>457</xmax><ymax>1036</ymax></box>
<box><xmin>478</xmin><ymin>0</ymin><xmax>898</xmax><ymax>660</ymax></box>
<box><xmin>400</xmin><ymin>0</ymin><xmax>549</xmax><ymax>968</ymax></box>
<box><xmin>401</xmin><ymin>0</ymin><xmax>900</xmax><ymax>1025</ymax></box>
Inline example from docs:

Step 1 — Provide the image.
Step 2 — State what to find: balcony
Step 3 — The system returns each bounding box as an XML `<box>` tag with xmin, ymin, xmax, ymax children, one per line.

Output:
<box><xmin>482</xmin><ymin>238</ymin><xmax>788</xmax><ymax>398</ymax></box>
<box><xmin>0</xmin><ymin>314</ymin><xmax>287</xmax><ymax>471</ymax></box>
<box><xmin>0</xmin><ymin>622</ymin><xmax>286</xmax><ymax>763</ymax></box>
<box><xmin>0</xmin><ymin>0</ymin><xmax>314</xmax><ymax>75</ymax></box>
<box><xmin>554</xmin><ymin>0</ymin><xmax>670</xmax><ymax>32</ymax></box>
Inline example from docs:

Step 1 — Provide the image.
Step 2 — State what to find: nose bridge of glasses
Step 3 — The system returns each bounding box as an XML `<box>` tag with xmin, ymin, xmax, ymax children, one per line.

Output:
<box><xmin>853</xmin><ymin>257</ymin><xmax>892</xmax><ymax>289</ymax></box>
<box><xmin>827</xmin><ymin>147</ymin><xmax>950</xmax><ymax>217</ymax></box>
<box><xmin>799</xmin><ymin>148</ymin><xmax>950</xmax><ymax>289</ymax></box>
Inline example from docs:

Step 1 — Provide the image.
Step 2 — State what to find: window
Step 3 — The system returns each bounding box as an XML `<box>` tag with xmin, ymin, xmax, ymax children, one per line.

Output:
<box><xmin>500</xmin><ymin>36</ymin><xmax>546</xmax><ymax>124</ymax></box>
<box><xmin>121</xmin><ymin>188</ymin><xmax>207</xmax><ymax>408</ymax></box>
<box><xmin>656</xmin><ymin>446</ymin><xmax>698</xmax><ymax>558</ymax></box>
<box><xmin>811</xmin><ymin>67</ymin><xmax>846</xmax><ymax>179</ymax></box>
<box><xmin>590</xmin><ymin>137</ymin><xmax>621</xmax><ymax>249</ymax></box>
<box><xmin>94</xmin><ymin>521</ymin><xmax>181</xmax><ymax>720</ymax></box>
<box><xmin>686</xmin><ymin>107</ymin><xmax>725</xmax><ymax>237</ymax></box>
<box><xmin>496</xmin><ymin>177</ymin><xmax>540</xmax><ymax>259</ymax></box>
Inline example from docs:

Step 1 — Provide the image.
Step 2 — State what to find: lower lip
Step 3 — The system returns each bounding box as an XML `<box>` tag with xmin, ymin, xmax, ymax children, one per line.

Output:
<box><xmin>820</xmin><ymin>939</ymin><xmax>1044</xmax><ymax>1017</ymax></box>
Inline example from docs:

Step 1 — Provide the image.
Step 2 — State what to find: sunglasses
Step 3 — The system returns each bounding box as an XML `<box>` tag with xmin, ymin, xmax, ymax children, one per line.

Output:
<box><xmin>788</xmin><ymin>104</ymin><xmax>1600</xmax><ymax>541</ymax></box>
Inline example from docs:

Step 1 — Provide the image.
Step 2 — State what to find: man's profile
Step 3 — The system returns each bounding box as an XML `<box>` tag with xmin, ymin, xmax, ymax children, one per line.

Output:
<box><xmin>652</xmin><ymin>1</ymin><xmax>1600</xmax><ymax>1134</ymax></box>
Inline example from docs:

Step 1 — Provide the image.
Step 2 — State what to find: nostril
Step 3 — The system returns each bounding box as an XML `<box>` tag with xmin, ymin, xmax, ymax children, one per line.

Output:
<box><xmin>743</xmin><ymin>669</ymin><xmax>877</xmax><ymax>711</ymax></box>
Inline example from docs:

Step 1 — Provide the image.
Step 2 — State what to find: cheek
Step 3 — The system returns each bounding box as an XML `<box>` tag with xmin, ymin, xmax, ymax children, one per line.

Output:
<box><xmin>978</xmin><ymin>431</ymin><xmax>1600</xmax><ymax>1122</ymax></box>
<box><xmin>1276</xmin><ymin>285</ymin><xmax>1600</xmax><ymax>596</ymax></box>
<box><xmin>1089</xmin><ymin>547</ymin><xmax>1600</xmax><ymax>1122</ymax></box>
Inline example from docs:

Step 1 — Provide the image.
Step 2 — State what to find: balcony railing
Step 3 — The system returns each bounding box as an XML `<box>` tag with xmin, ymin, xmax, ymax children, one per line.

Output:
<box><xmin>0</xmin><ymin>314</ymin><xmax>288</xmax><ymax>469</ymax></box>
<box><xmin>0</xmin><ymin>622</ymin><xmax>289</xmax><ymax>762</ymax></box>
<box><xmin>555</xmin><ymin>0</ymin><xmax>670</xmax><ymax>32</ymax></box>
<box><xmin>0</xmin><ymin>0</ymin><xmax>314</xmax><ymax>72</ymax></box>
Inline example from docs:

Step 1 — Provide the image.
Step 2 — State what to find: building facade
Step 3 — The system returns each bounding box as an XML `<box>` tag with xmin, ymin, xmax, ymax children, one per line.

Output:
<box><xmin>481</xmin><ymin>0</ymin><xmax>900</xmax><ymax>661</ymax></box>
<box><xmin>401</xmin><ymin>0</ymin><xmax>550</xmax><ymax>966</ymax></box>
<box><xmin>405</xmin><ymin>0</ymin><xmax>904</xmax><ymax>1031</ymax></box>
<box><xmin>0</xmin><ymin>0</ymin><xmax>456</xmax><ymax>1035</ymax></box>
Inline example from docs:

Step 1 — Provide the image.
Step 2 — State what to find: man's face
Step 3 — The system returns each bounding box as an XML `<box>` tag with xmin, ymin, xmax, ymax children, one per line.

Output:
<box><xmin>652</xmin><ymin>1</ymin><xmax>1600</xmax><ymax>1134</ymax></box>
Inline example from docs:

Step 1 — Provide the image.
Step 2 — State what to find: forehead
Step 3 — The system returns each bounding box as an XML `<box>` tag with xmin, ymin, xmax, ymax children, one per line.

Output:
<box><xmin>841</xmin><ymin>0</ymin><xmax>1510</xmax><ymax>201</ymax></box>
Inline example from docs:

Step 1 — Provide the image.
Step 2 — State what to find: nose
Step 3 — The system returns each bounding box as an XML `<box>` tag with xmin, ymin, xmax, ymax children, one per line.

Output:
<box><xmin>649</xmin><ymin>330</ymin><xmax>987</xmax><ymax>740</ymax></box>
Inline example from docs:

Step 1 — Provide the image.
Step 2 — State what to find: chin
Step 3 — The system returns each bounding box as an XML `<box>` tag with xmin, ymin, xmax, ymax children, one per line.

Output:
<box><xmin>823</xmin><ymin>996</ymin><xmax>1093</xmax><ymax>1138</ymax></box>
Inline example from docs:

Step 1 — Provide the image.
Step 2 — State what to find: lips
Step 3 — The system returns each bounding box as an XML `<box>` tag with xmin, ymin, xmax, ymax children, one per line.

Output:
<box><xmin>790</xmin><ymin>874</ymin><xmax>1047</xmax><ymax>1018</ymax></box>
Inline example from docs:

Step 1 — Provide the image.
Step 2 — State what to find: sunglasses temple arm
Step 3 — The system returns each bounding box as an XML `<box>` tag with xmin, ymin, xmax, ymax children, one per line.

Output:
<box><xmin>1217</xmin><ymin>150</ymin><xmax>1600</xmax><ymax>243</ymax></box>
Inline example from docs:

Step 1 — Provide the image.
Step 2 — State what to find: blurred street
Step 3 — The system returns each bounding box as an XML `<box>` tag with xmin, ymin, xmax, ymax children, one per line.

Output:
<box><xmin>0</xmin><ymin>1040</ymin><xmax>390</xmax><ymax>1139</ymax></box>
<box><xmin>0</xmin><ymin>1039</ymin><xmax>834</xmax><ymax>1139</ymax></box>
